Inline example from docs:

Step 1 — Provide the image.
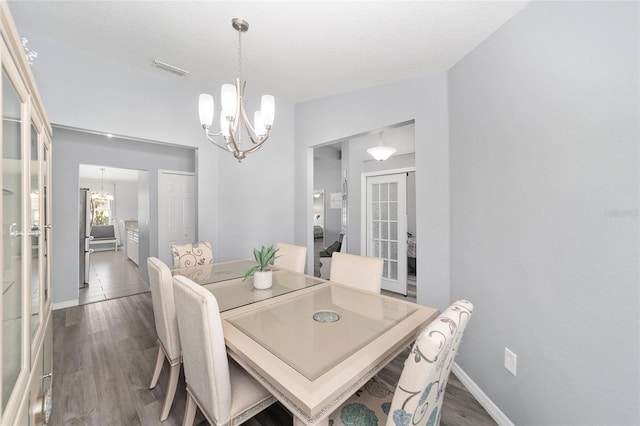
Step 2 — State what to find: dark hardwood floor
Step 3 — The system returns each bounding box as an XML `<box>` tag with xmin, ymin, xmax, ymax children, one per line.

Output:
<box><xmin>51</xmin><ymin>253</ymin><xmax>495</xmax><ymax>425</ymax></box>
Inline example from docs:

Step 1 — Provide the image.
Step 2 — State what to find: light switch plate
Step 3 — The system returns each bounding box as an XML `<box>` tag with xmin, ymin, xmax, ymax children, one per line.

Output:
<box><xmin>504</xmin><ymin>347</ymin><xmax>517</xmax><ymax>376</ymax></box>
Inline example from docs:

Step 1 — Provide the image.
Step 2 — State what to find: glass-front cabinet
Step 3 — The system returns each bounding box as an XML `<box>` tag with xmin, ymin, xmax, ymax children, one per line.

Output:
<box><xmin>0</xmin><ymin>4</ymin><xmax>53</xmax><ymax>426</ymax></box>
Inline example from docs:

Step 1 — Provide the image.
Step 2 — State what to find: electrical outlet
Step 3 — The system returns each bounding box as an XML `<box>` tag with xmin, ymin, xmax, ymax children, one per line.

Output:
<box><xmin>504</xmin><ymin>347</ymin><xmax>517</xmax><ymax>376</ymax></box>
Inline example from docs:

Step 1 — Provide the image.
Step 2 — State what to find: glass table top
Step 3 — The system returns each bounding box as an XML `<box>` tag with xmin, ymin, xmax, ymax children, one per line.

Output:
<box><xmin>226</xmin><ymin>284</ymin><xmax>418</xmax><ymax>381</ymax></box>
<box><xmin>171</xmin><ymin>259</ymin><xmax>256</xmax><ymax>285</ymax></box>
<box><xmin>202</xmin><ymin>269</ymin><xmax>325</xmax><ymax>312</ymax></box>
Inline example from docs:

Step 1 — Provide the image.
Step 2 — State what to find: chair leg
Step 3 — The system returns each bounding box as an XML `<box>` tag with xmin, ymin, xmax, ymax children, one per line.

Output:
<box><xmin>160</xmin><ymin>363</ymin><xmax>180</xmax><ymax>421</ymax></box>
<box><xmin>150</xmin><ymin>346</ymin><xmax>164</xmax><ymax>389</ymax></box>
<box><xmin>182</xmin><ymin>393</ymin><xmax>197</xmax><ymax>426</ymax></box>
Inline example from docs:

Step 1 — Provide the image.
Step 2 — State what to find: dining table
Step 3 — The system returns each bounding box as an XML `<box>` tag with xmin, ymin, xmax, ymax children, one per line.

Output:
<box><xmin>172</xmin><ymin>259</ymin><xmax>439</xmax><ymax>426</ymax></box>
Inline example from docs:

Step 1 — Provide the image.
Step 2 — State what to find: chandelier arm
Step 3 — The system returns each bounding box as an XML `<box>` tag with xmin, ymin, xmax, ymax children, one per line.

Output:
<box><xmin>239</xmin><ymin>101</ymin><xmax>263</xmax><ymax>145</ymax></box>
<box><xmin>204</xmin><ymin>130</ymin><xmax>233</xmax><ymax>153</ymax></box>
<box><xmin>236</xmin><ymin>134</ymin><xmax>269</xmax><ymax>156</ymax></box>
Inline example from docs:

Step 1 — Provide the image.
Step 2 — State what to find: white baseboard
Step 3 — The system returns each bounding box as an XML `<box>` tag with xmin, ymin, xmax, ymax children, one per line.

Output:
<box><xmin>52</xmin><ymin>299</ymin><xmax>79</xmax><ymax>310</ymax></box>
<box><xmin>452</xmin><ymin>363</ymin><xmax>514</xmax><ymax>426</ymax></box>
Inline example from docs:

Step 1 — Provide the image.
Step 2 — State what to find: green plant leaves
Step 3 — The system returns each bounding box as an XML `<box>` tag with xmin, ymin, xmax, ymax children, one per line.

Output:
<box><xmin>243</xmin><ymin>244</ymin><xmax>280</xmax><ymax>281</ymax></box>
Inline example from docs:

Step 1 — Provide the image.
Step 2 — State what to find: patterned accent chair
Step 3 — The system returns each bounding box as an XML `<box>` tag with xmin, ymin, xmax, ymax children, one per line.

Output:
<box><xmin>274</xmin><ymin>242</ymin><xmax>307</xmax><ymax>273</ymax></box>
<box><xmin>172</xmin><ymin>275</ymin><xmax>276</xmax><ymax>426</ymax></box>
<box><xmin>147</xmin><ymin>257</ymin><xmax>182</xmax><ymax>421</ymax></box>
<box><xmin>328</xmin><ymin>300</ymin><xmax>473</xmax><ymax>426</ymax></box>
<box><xmin>171</xmin><ymin>241</ymin><xmax>214</xmax><ymax>268</ymax></box>
<box><xmin>329</xmin><ymin>252</ymin><xmax>384</xmax><ymax>293</ymax></box>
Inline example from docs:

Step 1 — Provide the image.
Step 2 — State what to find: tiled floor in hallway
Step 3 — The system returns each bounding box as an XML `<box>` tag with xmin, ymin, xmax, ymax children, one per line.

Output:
<box><xmin>78</xmin><ymin>248</ymin><xmax>148</xmax><ymax>305</ymax></box>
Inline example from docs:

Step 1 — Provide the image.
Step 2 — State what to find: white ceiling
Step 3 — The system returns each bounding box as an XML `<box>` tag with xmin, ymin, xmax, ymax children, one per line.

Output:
<box><xmin>8</xmin><ymin>1</ymin><xmax>528</xmax><ymax>104</ymax></box>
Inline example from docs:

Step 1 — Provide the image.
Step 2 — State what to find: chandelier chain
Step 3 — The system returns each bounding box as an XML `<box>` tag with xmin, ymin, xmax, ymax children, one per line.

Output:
<box><xmin>238</xmin><ymin>28</ymin><xmax>243</xmax><ymax>83</ymax></box>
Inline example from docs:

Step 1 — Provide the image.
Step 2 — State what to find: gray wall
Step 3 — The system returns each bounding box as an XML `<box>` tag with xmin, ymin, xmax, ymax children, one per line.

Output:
<box><xmin>314</xmin><ymin>155</ymin><xmax>342</xmax><ymax>245</ymax></box>
<box><xmin>52</xmin><ymin>128</ymin><xmax>195</xmax><ymax>304</ymax></box>
<box><xmin>295</xmin><ymin>75</ymin><xmax>450</xmax><ymax>308</ymax></box>
<box><xmin>449</xmin><ymin>2</ymin><xmax>639</xmax><ymax>424</ymax></box>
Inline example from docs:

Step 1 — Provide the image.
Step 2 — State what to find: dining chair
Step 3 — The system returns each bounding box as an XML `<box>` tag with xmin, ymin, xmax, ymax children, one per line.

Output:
<box><xmin>273</xmin><ymin>242</ymin><xmax>307</xmax><ymax>273</ymax></box>
<box><xmin>147</xmin><ymin>257</ymin><xmax>182</xmax><ymax>421</ymax></box>
<box><xmin>329</xmin><ymin>252</ymin><xmax>384</xmax><ymax>293</ymax></box>
<box><xmin>172</xmin><ymin>275</ymin><xmax>276</xmax><ymax>426</ymax></box>
<box><xmin>171</xmin><ymin>241</ymin><xmax>214</xmax><ymax>268</ymax></box>
<box><xmin>328</xmin><ymin>299</ymin><xmax>473</xmax><ymax>426</ymax></box>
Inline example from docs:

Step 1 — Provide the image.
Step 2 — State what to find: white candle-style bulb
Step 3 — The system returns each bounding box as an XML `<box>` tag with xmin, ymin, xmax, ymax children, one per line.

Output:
<box><xmin>254</xmin><ymin>111</ymin><xmax>266</xmax><ymax>137</ymax></box>
<box><xmin>261</xmin><ymin>95</ymin><xmax>275</xmax><ymax>127</ymax></box>
<box><xmin>221</xmin><ymin>84</ymin><xmax>237</xmax><ymax>118</ymax></box>
<box><xmin>198</xmin><ymin>94</ymin><xmax>214</xmax><ymax>127</ymax></box>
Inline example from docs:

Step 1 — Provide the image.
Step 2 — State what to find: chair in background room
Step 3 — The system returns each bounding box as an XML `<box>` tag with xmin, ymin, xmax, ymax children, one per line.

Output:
<box><xmin>329</xmin><ymin>252</ymin><xmax>384</xmax><ymax>293</ymax></box>
<box><xmin>319</xmin><ymin>233</ymin><xmax>345</xmax><ymax>279</ymax></box>
<box><xmin>328</xmin><ymin>300</ymin><xmax>474</xmax><ymax>426</ymax></box>
<box><xmin>274</xmin><ymin>242</ymin><xmax>307</xmax><ymax>273</ymax></box>
<box><xmin>147</xmin><ymin>257</ymin><xmax>182</xmax><ymax>421</ymax></box>
<box><xmin>171</xmin><ymin>241</ymin><xmax>214</xmax><ymax>268</ymax></box>
<box><xmin>172</xmin><ymin>275</ymin><xmax>276</xmax><ymax>426</ymax></box>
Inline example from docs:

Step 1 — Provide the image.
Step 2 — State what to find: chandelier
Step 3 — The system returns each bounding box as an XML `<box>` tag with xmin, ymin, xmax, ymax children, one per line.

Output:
<box><xmin>91</xmin><ymin>168</ymin><xmax>114</xmax><ymax>201</ymax></box>
<box><xmin>198</xmin><ymin>18</ymin><xmax>275</xmax><ymax>162</ymax></box>
<box><xmin>367</xmin><ymin>131</ymin><xmax>396</xmax><ymax>161</ymax></box>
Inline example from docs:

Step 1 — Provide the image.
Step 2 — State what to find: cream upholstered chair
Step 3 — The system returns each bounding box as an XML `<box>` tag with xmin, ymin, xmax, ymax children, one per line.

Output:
<box><xmin>171</xmin><ymin>241</ymin><xmax>214</xmax><ymax>268</ymax></box>
<box><xmin>328</xmin><ymin>300</ymin><xmax>473</xmax><ymax>426</ymax></box>
<box><xmin>172</xmin><ymin>275</ymin><xmax>276</xmax><ymax>426</ymax></box>
<box><xmin>329</xmin><ymin>252</ymin><xmax>384</xmax><ymax>293</ymax></box>
<box><xmin>273</xmin><ymin>242</ymin><xmax>307</xmax><ymax>273</ymax></box>
<box><xmin>147</xmin><ymin>257</ymin><xmax>182</xmax><ymax>421</ymax></box>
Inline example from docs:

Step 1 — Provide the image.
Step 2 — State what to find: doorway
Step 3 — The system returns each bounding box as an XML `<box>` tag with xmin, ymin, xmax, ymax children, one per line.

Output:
<box><xmin>78</xmin><ymin>164</ymin><xmax>148</xmax><ymax>305</ymax></box>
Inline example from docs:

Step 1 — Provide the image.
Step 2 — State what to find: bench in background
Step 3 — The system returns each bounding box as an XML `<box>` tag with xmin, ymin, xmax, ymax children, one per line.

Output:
<box><xmin>90</xmin><ymin>225</ymin><xmax>118</xmax><ymax>251</ymax></box>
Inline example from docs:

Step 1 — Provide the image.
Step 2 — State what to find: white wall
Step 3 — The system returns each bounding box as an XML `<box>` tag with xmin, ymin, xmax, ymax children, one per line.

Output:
<box><xmin>295</xmin><ymin>76</ymin><xmax>450</xmax><ymax>308</ymax></box>
<box><xmin>214</xmin><ymin>102</ymin><xmax>296</xmax><ymax>261</ymax></box>
<box><xmin>449</xmin><ymin>2</ymin><xmax>639</xmax><ymax>424</ymax></box>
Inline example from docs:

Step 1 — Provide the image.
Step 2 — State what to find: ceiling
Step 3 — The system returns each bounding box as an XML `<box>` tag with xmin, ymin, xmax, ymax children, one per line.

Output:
<box><xmin>8</xmin><ymin>1</ymin><xmax>528</xmax><ymax>104</ymax></box>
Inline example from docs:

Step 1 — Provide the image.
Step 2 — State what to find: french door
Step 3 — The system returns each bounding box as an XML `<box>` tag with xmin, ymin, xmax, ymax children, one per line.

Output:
<box><xmin>365</xmin><ymin>173</ymin><xmax>407</xmax><ymax>295</ymax></box>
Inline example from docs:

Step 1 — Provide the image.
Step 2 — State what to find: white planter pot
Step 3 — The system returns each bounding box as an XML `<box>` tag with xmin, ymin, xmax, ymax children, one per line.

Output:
<box><xmin>253</xmin><ymin>270</ymin><xmax>273</xmax><ymax>290</ymax></box>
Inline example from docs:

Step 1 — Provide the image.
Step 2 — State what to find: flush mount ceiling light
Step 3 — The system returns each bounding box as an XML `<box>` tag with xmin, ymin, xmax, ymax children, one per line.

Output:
<box><xmin>91</xmin><ymin>168</ymin><xmax>114</xmax><ymax>201</ymax></box>
<box><xmin>367</xmin><ymin>131</ymin><xmax>396</xmax><ymax>161</ymax></box>
<box><xmin>198</xmin><ymin>18</ymin><xmax>275</xmax><ymax>162</ymax></box>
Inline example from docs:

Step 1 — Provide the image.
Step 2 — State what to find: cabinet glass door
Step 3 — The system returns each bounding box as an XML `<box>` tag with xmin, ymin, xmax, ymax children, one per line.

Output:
<box><xmin>43</xmin><ymin>140</ymin><xmax>50</xmax><ymax>305</ymax></box>
<box><xmin>2</xmin><ymin>67</ymin><xmax>25</xmax><ymax>411</ymax></box>
<box><xmin>29</xmin><ymin>122</ymin><xmax>40</xmax><ymax>339</ymax></box>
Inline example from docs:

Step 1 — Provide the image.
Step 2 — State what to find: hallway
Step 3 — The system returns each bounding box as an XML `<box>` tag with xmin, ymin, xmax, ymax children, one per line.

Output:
<box><xmin>78</xmin><ymin>249</ymin><xmax>148</xmax><ymax>305</ymax></box>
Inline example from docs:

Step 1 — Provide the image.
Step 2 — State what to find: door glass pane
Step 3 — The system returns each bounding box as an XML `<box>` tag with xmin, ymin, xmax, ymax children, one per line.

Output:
<box><xmin>381</xmin><ymin>221</ymin><xmax>388</xmax><ymax>239</ymax></box>
<box><xmin>383</xmin><ymin>260</ymin><xmax>389</xmax><ymax>278</ymax></box>
<box><xmin>372</xmin><ymin>183</ymin><xmax>379</xmax><ymax>201</ymax></box>
<box><xmin>372</xmin><ymin>221</ymin><xmax>379</xmax><ymax>239</ymax></box>
<box><xmin>2</xmin><ymin>69</ymin><xmax>24</xmax><ymax>410</ymax></box>
<box><xmin>380</xmin><ymin>183</ymin><xmax>388</xmax><ymax>202</ymax></box>
<box><xmin>390</xmin><ymin>261</ymin><xmax>398</xmax><ymax>280</ymax></box>
<box><xmin>381</xmin><ymin>203</ymin><xmax>388</xmax><ymax>220</ymax></box>
<box><xmin>389</xmin><ymin>182</ymin><xmax>398</xmax><ymax>201</ymax></box>
<box><xmin>30</xmin><ymin>123</ymin><xmax>40</xmax><ymax>338</ymax></box>
<box><xmin>372</xmin><ymin>239</ymin><xmax>379</xmax><ymax>257</ymax></box>
<box><xmin>389</xmin><ymin>202</ymin><xmax>398</xmax><ymax>221</ymax></box>
<box><xmin>390</xmin><ymin>241</ymin><xmax>398</xmax><ymax>261</ymax></box>
<box><xmin>390</xmin><ymin>222</ymin><xmax>398</xmax><ymax>240</ymax></box>
<box><xmin>372</xmin><ymin>202</ymin><xmax>380</xmax><ymax>220</ymax></box>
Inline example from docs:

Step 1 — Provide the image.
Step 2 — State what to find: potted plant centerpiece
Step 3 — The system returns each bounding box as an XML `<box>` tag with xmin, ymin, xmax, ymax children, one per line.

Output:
<box><xmin>243</xmin><ymin>244</ymin><xmax>279</xmax><ymax>290</ymax></box>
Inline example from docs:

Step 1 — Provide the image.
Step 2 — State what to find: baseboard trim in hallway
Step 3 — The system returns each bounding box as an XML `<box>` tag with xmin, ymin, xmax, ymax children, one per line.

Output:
<box><xmin>452</xmin><ymin>363</ymin><xmax>514</xmax><ymax>426</ymax></box>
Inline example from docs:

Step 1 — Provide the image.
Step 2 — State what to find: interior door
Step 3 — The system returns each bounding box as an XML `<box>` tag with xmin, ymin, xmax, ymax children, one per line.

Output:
<box><xmin>158</xmin><ymin>171</ymin><xmax>196</xmax><ymax>266</ymax></box>
<box><xmin>366</xmin><ymin>173</ymin><xmax>407</xmax><ymax>295</ymax></box>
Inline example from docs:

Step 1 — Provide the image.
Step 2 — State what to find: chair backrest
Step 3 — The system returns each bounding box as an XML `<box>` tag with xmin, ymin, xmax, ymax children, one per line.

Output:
<box><xmin>387</xmin><ymin>300</ymin><xmax>473</xmax><ymax>426</ymax></box>
<box><xmin>147</xmin><ymin>257</ymin><xmax>181</xmax><ymax>361</ymax></box>
<box><xmin>274</xmin><ymin>242</ymin><xmax>307</xmax><ymax>273</ymax></box>
<box><xmin>171</xmin><ymin>241</ymin><xmax>214</xmax><ymax>268</ymax></box>
<box><xmin>172</xmin><ymin>275</ymin><xmax>232</xmax><ymax>424</ymax></box>
<box><xmin>329</xmin><ymin>252</ymin><xmax>383</xmax><ymax>293</ymax></box>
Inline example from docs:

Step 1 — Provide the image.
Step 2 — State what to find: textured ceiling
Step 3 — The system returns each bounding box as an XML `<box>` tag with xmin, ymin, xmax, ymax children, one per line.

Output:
<box><xmin>9</xmin><ymin>1</ymin><xmax>528</xmax><ymax>104</ymax></box>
